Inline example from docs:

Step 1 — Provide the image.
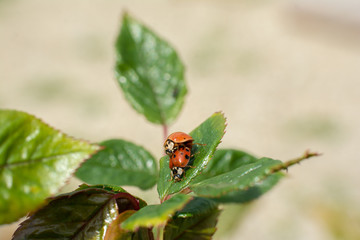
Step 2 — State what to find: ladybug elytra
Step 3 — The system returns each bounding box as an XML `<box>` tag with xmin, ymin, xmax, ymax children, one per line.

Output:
<box><xmin>164</xmin><ymin>132</ymin><xmax>194</xmax><ymax>156</ymax></box>
<box><xmin>169</xmin><ymin>145</ymin><xmax>191</xmax><ymax>182</ymax></box>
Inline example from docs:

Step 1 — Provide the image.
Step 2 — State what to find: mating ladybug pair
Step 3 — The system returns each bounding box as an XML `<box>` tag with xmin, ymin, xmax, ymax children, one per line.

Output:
<box><xmin>164</xmin><ymin>132</ymin><xmax>200</xmax><ymax>182</ymax></box>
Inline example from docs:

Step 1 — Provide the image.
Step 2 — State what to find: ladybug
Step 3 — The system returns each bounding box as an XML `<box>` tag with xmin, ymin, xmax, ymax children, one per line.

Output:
<box><xmin>169</xmin><ymin>145</ymin><xmax>191</xmax><ymax>182</ymax></box>
<box><xmin>164</xmin><ymin>132</ymin><xmax>194</xmax><ymax>156</ymax></box>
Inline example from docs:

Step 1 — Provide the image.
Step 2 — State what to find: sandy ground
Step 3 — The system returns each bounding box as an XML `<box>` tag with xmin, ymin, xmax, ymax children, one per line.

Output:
<box><xmin>1</xmin><ymin>0</ymin><xmax>360</xmax><ymax>239</ymax></box>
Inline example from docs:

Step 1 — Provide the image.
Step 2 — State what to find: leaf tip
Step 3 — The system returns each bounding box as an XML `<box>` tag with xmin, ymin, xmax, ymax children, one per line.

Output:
<box><xmin>214</xmin><ymin>110</ymin><xmax>227</xmax><ymax>133</ymax></box>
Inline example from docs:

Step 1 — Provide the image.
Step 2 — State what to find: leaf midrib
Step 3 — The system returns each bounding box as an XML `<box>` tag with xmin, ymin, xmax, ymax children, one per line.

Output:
<box><xmin>0</xmin><ymin>150</ymin><xmax>91</xmax><ymax>169</ymax></box>
<box><xmin>71</xmin><ymin>192</ymin><xmax>115</xmax><ymax>240</ymax></box>
<box><xmin>134</xmin><ymin>60</ymin><xmax>166</xmax><ymax>125</ymax></box>
<box><xmin>127</xmin><ymin>20</ymin><xmax>166</xmax><ymax>124</ymax></box>
<box><xmin>191</xmin><ymin>163</ymin><xmax>283</xmax><ymax>198</ymax></box>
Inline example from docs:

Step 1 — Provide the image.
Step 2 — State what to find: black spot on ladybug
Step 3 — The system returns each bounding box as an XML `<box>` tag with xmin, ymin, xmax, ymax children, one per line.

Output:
<box><xmin>173</xmin><ymin>154</ymin><xmax>176</xmax><ymax>158</ymax></box>
<box><xmin>185</xmin><ymin>155</ymin><xmax>190</xmax><ymax>160</ymax></box>
<box><xmin>185</xmin><ymin>148</ymin><xmax>190</xmax><ymax>152</ymax></box>
<box><xmin>180</xmin><ymin>152</ymin><xmax>184</xmax><ymax>156</ymax></box>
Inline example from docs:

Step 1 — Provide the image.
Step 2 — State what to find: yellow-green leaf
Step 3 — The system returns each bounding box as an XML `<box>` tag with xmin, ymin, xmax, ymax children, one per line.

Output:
<box><xmin>121</xmin><ymin>194</ymin><xmax>192</xmax><ymax>231</ymax></box>
<box><xmin>0</xmin><ymin>110</ymin><xmax>100</xmax><ymax>224</ymax></box>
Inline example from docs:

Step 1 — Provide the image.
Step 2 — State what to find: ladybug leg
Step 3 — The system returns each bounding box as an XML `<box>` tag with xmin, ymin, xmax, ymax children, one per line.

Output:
<box><xmin>169</xmin><ymin>169</ymin><xmax>174</xmax><ymax>181</ymax></box>
<box><xmin>190</xmin><ymin>151</ymin><xmax>201</xmax><ymax>158</ymax></box>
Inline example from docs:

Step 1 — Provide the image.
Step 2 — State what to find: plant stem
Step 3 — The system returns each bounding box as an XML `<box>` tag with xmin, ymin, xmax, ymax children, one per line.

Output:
<box><xmin>156</xmin><ymin>225</ymin><xmax>164</xmax><ymax>240</ymax></box>
<box><xmin>162</xmin><ymin>124</ymin><xmax>168</xmax><ymax>142</ymax></box>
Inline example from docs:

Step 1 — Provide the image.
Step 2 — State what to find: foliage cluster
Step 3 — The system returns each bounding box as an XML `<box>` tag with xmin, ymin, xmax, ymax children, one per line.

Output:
<box><xmin>0</xmin><ymin>14</ymin><xmax>318</xmax><ymax>240</ymax></box>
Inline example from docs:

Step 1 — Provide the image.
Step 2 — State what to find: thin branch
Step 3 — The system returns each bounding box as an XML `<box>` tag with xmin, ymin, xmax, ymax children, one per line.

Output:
<box><xmin>270</xmin><ymin>150</ymin><xmax>322</xmax><ymax>173</ymax></box>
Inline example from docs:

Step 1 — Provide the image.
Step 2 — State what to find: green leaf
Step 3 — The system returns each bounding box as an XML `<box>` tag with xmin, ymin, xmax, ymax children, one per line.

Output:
<box><xmin>191</xmin><ymin>149</ymin><xmax>283</xmax><ymax>204</ymax></box>
<box><xmin>0</xmin><ymin>110</ymin><xmax>99</xmax><ymax>224</ymax></box>
<box><xmin>121</xmin><ymin>194</ymin><xmax>192</xmax><ymax>231</ymax></box>
<box><xmin>12</xmin><ymin>187</ymin><xmax>142</xmax><ymax>240</ymax></box>
<box><xmin>192</xmin><ymin>149</ymin><xmax>258</xmax><ymax>183</ymax></box>
<box><xmin>115</xmin><ymin>13</ymin><xmax>187</xmax><ymax>125</ymax></box>
<box><xmin>193</xmin><ymin>150</ymin><xmax>321</xmax><ymax>203</ymax></box>
<box><xmin>76</xmin><ymin>139</ymin><xmax>158</xmax><ymax>190</ymax></box>
<box><xmin>157</xmin><ymin>112</ymin><xmax>226</xmax><ymax>201</ymax></box>
<box><xmin>164</xmin><ymin>197</ymin><xmax>220</xmax><ymax>240</ymax></box>
<box><xmin>210</xmin><ymin>173</ymin><xmax>284</xmax><ymax>203</ymax></box>
<box><xmin>190</xmin><ymin>157</ymin><xmax>285</xmax><ymax>203</ymax></box>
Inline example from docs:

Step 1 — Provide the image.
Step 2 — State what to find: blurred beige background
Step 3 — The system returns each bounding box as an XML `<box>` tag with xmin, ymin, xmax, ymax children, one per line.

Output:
<box><xmin>1</xmin><ymin>0</ymin><xmax>359</xmax><ymax>239</ymax></box>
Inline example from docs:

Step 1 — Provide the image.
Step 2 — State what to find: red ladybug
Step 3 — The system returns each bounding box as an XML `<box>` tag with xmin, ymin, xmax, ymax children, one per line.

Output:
<box><xmin>169</xmin><ymin>145</ymin><xmax>191</xmax><ymax>182</ymax></box>
<box><xmin>164</xmin><ymin>132</ymin><xmax>194</xmax><ymax>156</ymax></box>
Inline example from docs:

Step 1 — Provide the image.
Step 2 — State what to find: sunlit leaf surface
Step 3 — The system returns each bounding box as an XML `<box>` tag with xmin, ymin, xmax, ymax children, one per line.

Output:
<box><xmin>0</xmin><ymin>110</ymin><xmax>99</xmax><ymax>224</ymax></box>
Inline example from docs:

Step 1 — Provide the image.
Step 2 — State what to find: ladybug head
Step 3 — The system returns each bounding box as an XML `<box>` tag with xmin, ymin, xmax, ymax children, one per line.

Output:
<box><xmin>172</xmin><ymin>167</ymin><xmax>184</xmax><ymax>182</ymax></box>
<box><xmin>164</xmin><ymin>139</ymin><xmax>175</xmax><ymax>156</ymax></box>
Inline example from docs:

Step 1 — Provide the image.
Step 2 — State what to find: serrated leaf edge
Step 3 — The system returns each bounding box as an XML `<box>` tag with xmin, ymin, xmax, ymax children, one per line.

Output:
<box><xmin>190</xmin><ymin>151</ymin><xmax>320</xmax><ymax>198</ymax></box>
